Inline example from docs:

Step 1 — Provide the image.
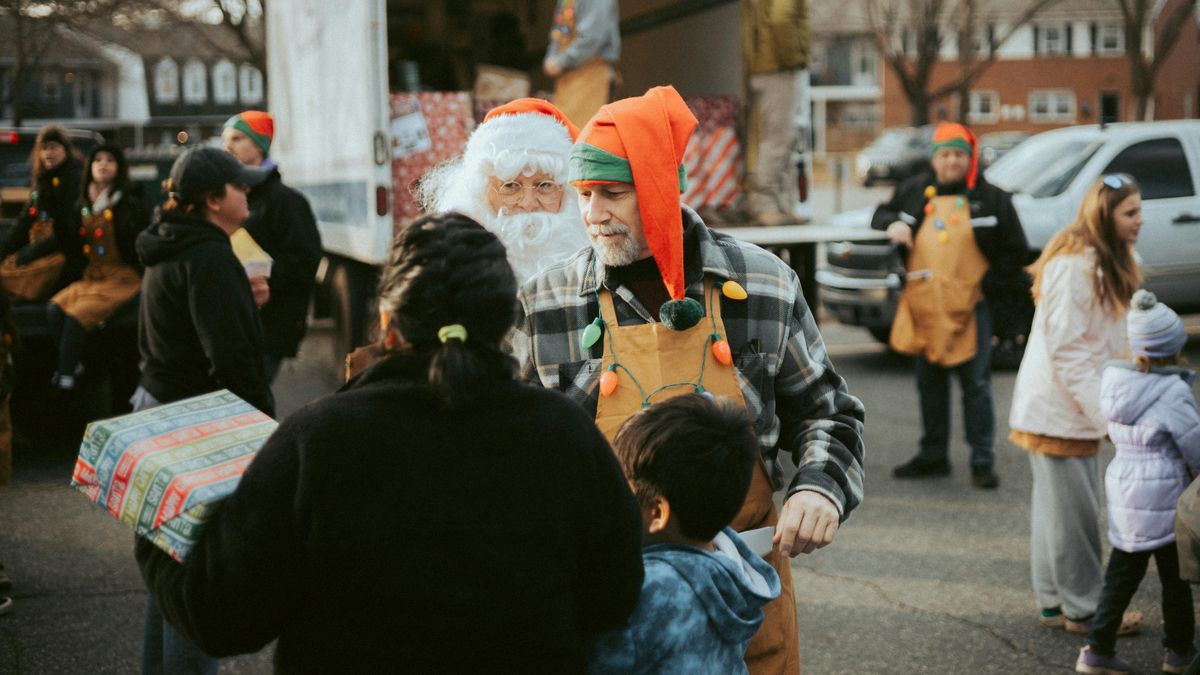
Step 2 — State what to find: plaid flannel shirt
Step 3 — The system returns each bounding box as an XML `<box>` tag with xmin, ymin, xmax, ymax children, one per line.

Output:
<box><xmin>511</xmin><ymin>207</ymin><xmax>866</xmax><ymax>518</ymax></box>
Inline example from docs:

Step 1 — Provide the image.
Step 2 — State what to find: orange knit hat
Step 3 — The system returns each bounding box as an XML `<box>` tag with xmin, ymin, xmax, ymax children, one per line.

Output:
<box><xmin>931</xmin><ymin>122</ymin><xmax>979</xmax><ymax>190</ymax></box>
<box><xmin>569</xmin><ymin>86</ymin><xmax>697</xmax><ymax>309</ymax></box>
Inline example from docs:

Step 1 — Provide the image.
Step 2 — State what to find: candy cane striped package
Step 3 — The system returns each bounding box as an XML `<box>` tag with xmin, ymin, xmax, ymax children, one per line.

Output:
<box><xmin>71</xmin><ymin>390</ymin><xmax>278</xmax><ymax>562</ymax></box>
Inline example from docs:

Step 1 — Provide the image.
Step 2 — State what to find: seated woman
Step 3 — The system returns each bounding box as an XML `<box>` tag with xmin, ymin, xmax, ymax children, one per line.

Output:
<box><xmin>47</xmin><ymin>144</ymin><xmax>148</xmax><ymax>390</ymax></box>
<box><xmin>136</xmin><ymin>212</ymin><xmax>644</xmax><ymax>673</ymax></box>
<box><xmin>0</xmin><ymin>126</ymin><xmax>86</xmax><ymax>302</ymax></box>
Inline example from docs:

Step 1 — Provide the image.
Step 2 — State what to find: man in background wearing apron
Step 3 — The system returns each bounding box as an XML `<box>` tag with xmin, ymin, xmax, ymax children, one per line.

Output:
<box><xmin>543</xmin><ymin>0</ymin><xmax>620</xmax><ymax>129</ymax></box>
<box><xmin>511</xmin><ymin>85</ymin><xmax>865</xmax><ymax>675</ymax></box>
<box><xmin>874</xmin><ymin>122</ymin><xmax>1029</xmax><ymax>489</ymax></box>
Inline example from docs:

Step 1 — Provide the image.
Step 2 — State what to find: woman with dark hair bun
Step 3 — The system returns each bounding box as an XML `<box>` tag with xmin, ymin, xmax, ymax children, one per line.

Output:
<box><xmin>136</xmin><ymin>212</ymin><xmax>644</xmax><ymax>673</ymax></box>
<box><xmin>46</xmin><ymin>143</ymin><xmax>148</xmax><ymax>390</ymax></box>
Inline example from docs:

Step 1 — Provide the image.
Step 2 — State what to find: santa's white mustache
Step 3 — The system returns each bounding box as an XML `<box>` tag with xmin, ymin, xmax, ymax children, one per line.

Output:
<box><xmin>588</xmin><ymin>223</ymin><xmax>630</xmax><ymax>237</ymax></box>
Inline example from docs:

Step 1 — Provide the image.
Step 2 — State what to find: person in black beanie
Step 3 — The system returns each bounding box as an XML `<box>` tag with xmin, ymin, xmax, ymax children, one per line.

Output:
<box><xmin>137</xmin><ymin>212</ymin><xmax>644</xmax><ymax>673</ymax></box>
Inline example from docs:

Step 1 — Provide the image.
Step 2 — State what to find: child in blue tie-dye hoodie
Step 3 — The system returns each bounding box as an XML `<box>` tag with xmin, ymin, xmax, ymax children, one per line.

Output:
<box><xmin>590</xmin><ymin>393</ymin><xmax>781</xmax><ymax>674</ymax></box>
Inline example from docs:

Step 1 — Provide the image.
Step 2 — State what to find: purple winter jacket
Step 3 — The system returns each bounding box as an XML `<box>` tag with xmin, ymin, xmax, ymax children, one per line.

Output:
<box><xmin>1100</xmin><ymin>362</ymin><xmax>1200</xmax><ymax>552</ymax></box>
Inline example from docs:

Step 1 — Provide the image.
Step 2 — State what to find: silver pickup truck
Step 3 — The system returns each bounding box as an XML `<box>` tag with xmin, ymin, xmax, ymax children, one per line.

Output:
<box><xmin>818</xmin><ymin>120</ymin><xmax>1200</xmax><ymax>353</ymax></box>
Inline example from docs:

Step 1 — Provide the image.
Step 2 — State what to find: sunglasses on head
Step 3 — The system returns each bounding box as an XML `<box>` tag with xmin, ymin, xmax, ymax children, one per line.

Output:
<box><xmin>1102</xmin><ymin>173</ymin><xmax>1136</xmax><ymax>190</ymax></box>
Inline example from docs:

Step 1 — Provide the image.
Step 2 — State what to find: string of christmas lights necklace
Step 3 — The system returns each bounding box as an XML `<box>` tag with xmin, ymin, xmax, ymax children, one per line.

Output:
<box><xmin>78</xmin><ymin>204</ymin><xmax>115</xmax><ymax>258</ymax></box>
<box><xmin>580</xmin><ymin>263</ymin><xmax>746</xmax><ymax>407</ymax></box>
<box><xmin>923</xmin><ymin>185</ymin><xmax>969</xmax><ymax>244</ymax></box>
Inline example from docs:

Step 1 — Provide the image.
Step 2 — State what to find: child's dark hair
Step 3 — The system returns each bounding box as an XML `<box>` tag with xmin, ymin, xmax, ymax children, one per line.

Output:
<box><xmin>613</xmin><ymin>393</ymin><xmax>759</xmax><ymax>541</ymax></box>
<box><xmin>378</xmin><ymin>212</ymin><xmax>517</xmax><ymax>407</ymax></box>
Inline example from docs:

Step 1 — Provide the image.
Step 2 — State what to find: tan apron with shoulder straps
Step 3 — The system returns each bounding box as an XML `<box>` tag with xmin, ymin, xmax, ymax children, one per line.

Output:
<box><xmin>594</xmin><ymin>280</ymin><xmax>801</xmax><ymax>674</ymax></box>
<box><xmin>889</xmin><ymin>194</ymin><xmax>989</xmax><ymax>367</ymax></box>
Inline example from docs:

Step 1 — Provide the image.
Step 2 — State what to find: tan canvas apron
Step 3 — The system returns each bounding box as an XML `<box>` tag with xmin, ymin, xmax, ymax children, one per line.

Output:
<box><xmin>51</xmin><ymin>211</ymin><xmax>140</xmax><ymax>330</ymax></box>
<box><xmin>594</xmin><ymin>282</ymin><xmax>801</xmax><ymax>674</ymax></box>
<box><xmin>554</xmin><ymin>57</ymin><xmax>613</xmax><ymax>129</ymax></box>
<box><xmin>889</xmin><ymin>194</ymin><xmax>989</xmax><ymax>368</ymax></box>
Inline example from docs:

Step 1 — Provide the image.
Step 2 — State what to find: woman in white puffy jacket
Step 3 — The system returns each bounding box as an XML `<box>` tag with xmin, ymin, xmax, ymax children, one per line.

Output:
<box><xmin>1008</xmin><ymin>175</ymin><xmax>1143</xmax><ymax>638</ymax></box>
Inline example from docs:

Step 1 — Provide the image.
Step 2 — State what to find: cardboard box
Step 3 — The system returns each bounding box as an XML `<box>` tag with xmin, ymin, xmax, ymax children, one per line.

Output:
<box><xmin>71</xmin><ymin>390</ymin><xmax>278</xmax><ymax>561</ymax></box>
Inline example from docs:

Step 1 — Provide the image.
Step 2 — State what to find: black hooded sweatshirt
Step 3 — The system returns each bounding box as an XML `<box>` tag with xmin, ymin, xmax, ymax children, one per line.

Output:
<box><xmin>135</xmin><ymin>210</ymin><xmax>274</xmax><ymax>416</ymax></box>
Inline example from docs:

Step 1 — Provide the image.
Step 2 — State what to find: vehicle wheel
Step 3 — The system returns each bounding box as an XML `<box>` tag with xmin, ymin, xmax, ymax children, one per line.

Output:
<box><xmin>868</xmin><ymin>326</ymin><xmax>892</xmax><ymax>344</ymax></box>
<box><xmin>329</xmin><ymin>263</ymin><xmax>357</xmax><ymax>370</ymax></box>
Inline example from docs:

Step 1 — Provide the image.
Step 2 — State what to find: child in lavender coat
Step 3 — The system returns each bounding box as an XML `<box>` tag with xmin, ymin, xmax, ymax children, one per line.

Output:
<box><xmin>1076</xmin><ymin>290</ymin><xmax>1200</xmax><ymax>675</ymax></box>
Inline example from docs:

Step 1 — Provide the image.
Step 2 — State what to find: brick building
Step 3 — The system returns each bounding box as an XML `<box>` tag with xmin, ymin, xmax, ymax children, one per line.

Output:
<box><xmin>812</xmin><ymin>0</ymin><xmax>1200</xmax><ymax>153</ymax></box>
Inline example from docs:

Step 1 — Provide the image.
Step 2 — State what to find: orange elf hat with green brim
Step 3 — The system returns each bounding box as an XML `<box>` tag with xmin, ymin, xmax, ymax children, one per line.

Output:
<box><xmin>569</xmin><ymin>86</ymin><xmax>697</xmax><ymax>317</ymax></box>
<box><xmin>483</xmin><ymin>97</ymin><xmax>581</xmax><ymax>141</ymax></box>
<box><xmin>930</xmin><ymin>122</ymin><xmax>980</xmax><ymax>190</ymax></box>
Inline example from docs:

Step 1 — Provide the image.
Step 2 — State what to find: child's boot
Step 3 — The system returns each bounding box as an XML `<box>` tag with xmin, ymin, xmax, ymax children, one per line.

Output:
<box><xmin>1075</xmin><ymin>646</ymin><xmax>1130</xmax><ymax>674</ymax></box>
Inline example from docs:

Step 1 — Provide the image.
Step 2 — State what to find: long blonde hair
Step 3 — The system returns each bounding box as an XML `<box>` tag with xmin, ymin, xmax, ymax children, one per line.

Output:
<box><xmin>1029</xmin><ymin>175</ymin><xmax>1142</xmax><ymax>315</ymax></box>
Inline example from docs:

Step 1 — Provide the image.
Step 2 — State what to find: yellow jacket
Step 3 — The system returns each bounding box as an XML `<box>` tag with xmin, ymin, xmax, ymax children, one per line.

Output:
<box><xmin>741</xmin><ymin>0</ymin><xmax>809</xmax><ymax>75</ymax></box>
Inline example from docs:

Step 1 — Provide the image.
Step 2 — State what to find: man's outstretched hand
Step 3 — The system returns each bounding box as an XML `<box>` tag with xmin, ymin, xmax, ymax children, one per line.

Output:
<box><xmin>774</xmin><ymin>490</ymin><xmax>840</xmax><ymax>557</ymax></box>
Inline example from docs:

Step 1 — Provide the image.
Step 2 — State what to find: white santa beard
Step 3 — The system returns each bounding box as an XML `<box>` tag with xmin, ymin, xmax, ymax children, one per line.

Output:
<box><xmin>485</xmin><ymin>207</ymin><xmax>590</xmax><ymax>285</ymax></box>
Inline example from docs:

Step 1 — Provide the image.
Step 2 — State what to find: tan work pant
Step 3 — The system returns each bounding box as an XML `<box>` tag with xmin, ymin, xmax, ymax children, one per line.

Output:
<box><xmin>746</xmin><ymin>70</ymin><xmax>799</xmax><ymax>218</ymax></box>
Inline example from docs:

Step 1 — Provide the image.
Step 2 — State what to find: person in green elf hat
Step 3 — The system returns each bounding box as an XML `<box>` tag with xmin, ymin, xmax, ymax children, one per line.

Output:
<box><xmin>222</xmin><ymin>111</ymin><xmax>322</xmax><ymax>384</ymax></box>
<box><xmin>872</xmin><ymin>121</ymin><xmax>1029</xmax><ymax>489</ymax></box>
<box><xmin>511</xmin><ymin>85</ymin><xmax>865</xmax><ymax>675</ymax></box>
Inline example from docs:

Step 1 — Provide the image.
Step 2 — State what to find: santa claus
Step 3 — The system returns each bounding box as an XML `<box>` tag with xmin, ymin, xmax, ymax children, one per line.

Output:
<box><xmin>418</xmin><ymin>98</ymin><xmax>591</xmax><ymax>285</ymax></box>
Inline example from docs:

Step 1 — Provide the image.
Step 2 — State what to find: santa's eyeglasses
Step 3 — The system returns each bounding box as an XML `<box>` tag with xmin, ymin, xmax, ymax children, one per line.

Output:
<box><xmin>491</xmin><ymin>180</ymin><xmax>563</xmax><ymax>203</ymax></box>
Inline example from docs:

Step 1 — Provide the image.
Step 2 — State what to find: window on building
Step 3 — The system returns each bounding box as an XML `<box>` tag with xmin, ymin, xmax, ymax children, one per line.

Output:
<box><xmin>182</xmin><ymin>59</ymin><xmax>208</xmax><ymax>105</ymax></box>
<box><xmin>1103</xmin><ymin>137</ymin><xmax>1195</xmax><ymax>200</ymax></box>
<box><xmin>850</xmin><ymin>39</ymin><xmax>877</xmax><ymax>87</ymax></box>
<box><xmin>154</xmin><ymin>58</ymin><xmax>179</xmax><ymax>104</ymax></box>
<box><xmin>42</xmin><ymin>71</ymin><xmax>61</xmax><ymax>101</ymax></box>
<box><xmin>239</xmin><ymin>64</ymin><xmax>264</xmax><ymax>105</ymax></box>
<box><xmin>212</xmin><ymin>59</ymin><xmax>237</xmax><ymax>104</ymax></box>
<box><xmin>1029</xmin><ymin>89</ymin><xmax>1075</xmax><ymax>122</ymax></box>
<box><xmin>968</xmin><ymin>91</ymin><xmax>999</xmax><ymax>123</ymax></box>
<box><xmin>74</xmin><ymin>71</ymin><xmax>95</xmax><ymax>115</ymax></box>
<box><xmin>1097</xmin><ymin>24</ymin><xmax>1124</xmax><ymax>54</ymax></box>
<box><xmin>1037</xmin><ymin>24</ymin><xmax>1068</xmax><ymax>55</ymax></box>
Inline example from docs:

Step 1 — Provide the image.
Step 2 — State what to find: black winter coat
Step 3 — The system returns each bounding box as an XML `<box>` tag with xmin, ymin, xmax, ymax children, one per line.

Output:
<box><xmin>1</xmin><ymin>157</ymin><xmax>86</xmax><ymax>289</ymax></box>
<box><xmin>871</xmin><ymin>171</ymin><xmax>1033</xmax><ymax>337</ymax></box>
<box><xmin>74</xmin><ymin>186</ymin><xmax>150</xmax><ymax>273</ymax></box>
<box><xmin>135</xmin><ymin>210</ymin><xmax>274</xmax><ymax>416</ymax></box>
<box><xmin>244</xmin><ymin>168</ymin><xmax>321</xmax><ymax>358</ymax></box>
<box><xmin>137</xmin><ymin>353</ymin><xmax>644</xmax><ymax>674</ymax></box>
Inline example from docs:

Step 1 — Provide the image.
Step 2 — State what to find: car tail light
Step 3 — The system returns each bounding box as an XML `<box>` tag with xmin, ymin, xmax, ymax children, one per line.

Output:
<box><xmin>375</xmin><ymin>185</ymin><xmax>389</xmax><ymax>216</ymax></box>
<box><xmin>1</xmin><ymin>132</ymin><xmax>17</xmax><ymax>144</ymax></box>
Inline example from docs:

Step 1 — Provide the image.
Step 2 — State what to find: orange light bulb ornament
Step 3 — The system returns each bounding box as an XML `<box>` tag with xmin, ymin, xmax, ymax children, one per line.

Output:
<box><xmin>711</xmin><ymin>335</ymin><xmax>732</xmax><ymax>366</ymax></box>
<box><xmin>599</xmin><ymin>366</ymin><xmax>619</xmax><ymax>397</ymax></box>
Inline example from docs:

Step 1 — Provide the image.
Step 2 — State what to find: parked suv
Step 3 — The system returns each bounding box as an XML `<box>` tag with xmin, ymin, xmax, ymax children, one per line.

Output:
<box><xmin>855</xmin><ymin>126</ymin><xmax>934</xmax><ymax>186</ymax></box>
<box><xmin>819</xmin><ymin>120</ymin><xmax>1200</xmax><ymax>358</ymax></box>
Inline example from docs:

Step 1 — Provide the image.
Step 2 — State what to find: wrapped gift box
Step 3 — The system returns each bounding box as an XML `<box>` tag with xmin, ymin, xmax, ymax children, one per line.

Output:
<box><xmin>71</xmin><ymin>390</ymin><xmax>278</xmax><ymax>561</ymax></box>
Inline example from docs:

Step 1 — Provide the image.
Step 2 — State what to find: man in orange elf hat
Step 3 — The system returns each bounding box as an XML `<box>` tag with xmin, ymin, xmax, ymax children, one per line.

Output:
<box><xmin>872</xmin><ymin>121</ymin><xmax>1029</xmax><ymax>489</ymax></box>
<box><xmin>510</xmin><ymin>85</ymin><xmax>865</xmax><ymax>674</ymax></box>
<box><xmin>418</xmin><ymin>98</ymin><xmax>590</xmax><ymax>285</ymax></box>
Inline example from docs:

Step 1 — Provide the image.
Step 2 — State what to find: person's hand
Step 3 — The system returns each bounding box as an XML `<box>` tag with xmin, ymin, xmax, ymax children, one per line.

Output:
<box><xmin>543</xmin><ymin>57</ymin><xmax>563</xmax><ymax>78</ymax></box>
<box><xmin>249</xmin><ymin>275</ymin><xmax>270</xmax><ymax>308</ymax></box>
<box><xmin>13</xmin><ymin>244</ymin><xmax>38</xmax><ymax>266</ymax></box>
<box><xmin>774</xmin><ymin>490</ymin><xmax>840</xmax><ymax>557</ymax></box>
<box><xmin>886</xmin><ymin>221</ymin><xmax>913</xmax><ymax>249</ymax></box>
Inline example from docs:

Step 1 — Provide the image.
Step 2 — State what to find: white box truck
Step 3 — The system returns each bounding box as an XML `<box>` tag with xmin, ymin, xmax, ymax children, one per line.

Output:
<box><xmin>266</xmin><ymin>0</ymin><xmax>815</xmax><ymax>364</ymax></box>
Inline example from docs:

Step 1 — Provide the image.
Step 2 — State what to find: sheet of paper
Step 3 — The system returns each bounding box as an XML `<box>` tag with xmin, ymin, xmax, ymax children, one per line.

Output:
<box><xmin>739</xmin><ymin>526</ymin><xmax>776</xmax><ymax>557</ymax></box>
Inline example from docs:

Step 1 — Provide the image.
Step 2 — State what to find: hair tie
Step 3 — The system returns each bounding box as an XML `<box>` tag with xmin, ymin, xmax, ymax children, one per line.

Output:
<box><xmin>437</xmin><ymin>324</ymin><xmax>468</xmax><ymax>343</ymax></box>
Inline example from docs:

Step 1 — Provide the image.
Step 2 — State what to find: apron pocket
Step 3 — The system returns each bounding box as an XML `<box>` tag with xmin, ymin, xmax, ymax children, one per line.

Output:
<box><xmin>556</xmin><ymin>358</ymin><xmax>602</xmax><ymax>407</ymax></box>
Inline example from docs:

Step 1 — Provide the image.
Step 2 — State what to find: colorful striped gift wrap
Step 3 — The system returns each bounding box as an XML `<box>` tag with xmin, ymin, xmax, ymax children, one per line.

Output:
<box><xmin>71</xmin><ymin>390</ymin><xmax>279</xmax><ymax>562</ymax></box>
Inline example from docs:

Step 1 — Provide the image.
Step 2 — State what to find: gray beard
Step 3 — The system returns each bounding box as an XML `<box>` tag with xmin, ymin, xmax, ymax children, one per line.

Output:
<box><xmin>588</xmin><ymin>224</ymin><xmax>643</xmax><ymax>267</ymax></box>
